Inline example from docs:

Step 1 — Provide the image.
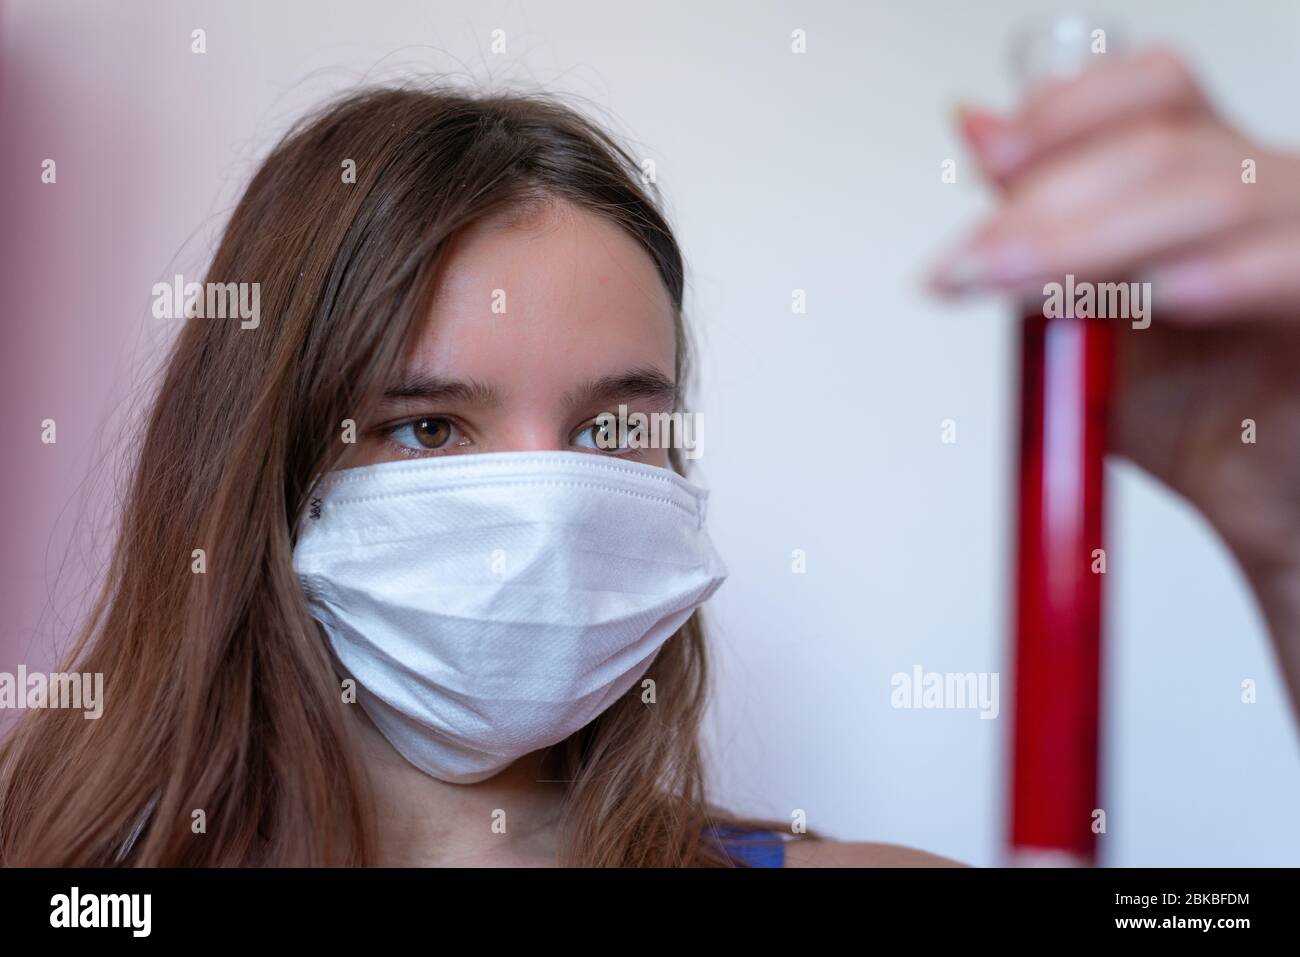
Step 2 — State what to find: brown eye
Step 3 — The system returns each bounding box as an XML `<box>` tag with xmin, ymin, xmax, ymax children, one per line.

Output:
<box><xmin>389</xmin><ymin>417</ymin><xmax>457</xmax><ymax>451</ymax></box>
<box><xmin>412</xmin><ymin>418</ymin><xmax>451</xmax><ymax>448</ymax></box>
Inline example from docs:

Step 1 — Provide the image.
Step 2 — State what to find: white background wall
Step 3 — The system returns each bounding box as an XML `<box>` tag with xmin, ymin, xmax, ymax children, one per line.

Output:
<box><xmin>4</xmin><ymin>0</ymin><xmax>1298</xmax><ymax>865</ymax></box>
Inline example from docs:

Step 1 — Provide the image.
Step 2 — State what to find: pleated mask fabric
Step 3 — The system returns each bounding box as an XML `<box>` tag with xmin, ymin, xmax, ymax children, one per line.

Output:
<box><xmin>292</xmin><ymin>450</ymin><xmax>728</xmax><ymax>784</ymax></box>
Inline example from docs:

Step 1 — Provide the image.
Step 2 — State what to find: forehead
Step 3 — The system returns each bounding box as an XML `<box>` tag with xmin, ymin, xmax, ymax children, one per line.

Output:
<box><xmin>403</xmin><ymin>199</ymin><xmax>677</xmax><ymax>387</ymax></box>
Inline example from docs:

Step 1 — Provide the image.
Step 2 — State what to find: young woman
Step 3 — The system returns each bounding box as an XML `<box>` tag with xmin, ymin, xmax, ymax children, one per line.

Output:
<box><xmin>2</xmin><ymin>47</ymin><xmax>1299</xmax><ymax>867</ymax></box>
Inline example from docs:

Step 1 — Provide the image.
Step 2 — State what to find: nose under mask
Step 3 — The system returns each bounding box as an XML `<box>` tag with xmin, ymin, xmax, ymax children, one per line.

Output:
<box><xmin>292</xmin><ymin>450</ymin><xmax>728</xmax><ymax>784</ymax></box>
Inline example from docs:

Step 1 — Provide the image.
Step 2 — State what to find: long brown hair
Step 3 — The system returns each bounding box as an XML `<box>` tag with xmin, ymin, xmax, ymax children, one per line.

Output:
<box><xmin>0</xmin><ymin>82</ymin><xmax>808</xmax><ymax>866</ymax></box>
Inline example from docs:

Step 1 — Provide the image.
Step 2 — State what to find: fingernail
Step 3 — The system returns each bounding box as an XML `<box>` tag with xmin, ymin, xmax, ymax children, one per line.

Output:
<box><xmin>954</xmin><ymin>104</ymin><xmax>1002</xmax><ymax>142</ymax></box>
<box><xmin>928</xmin><ymin>248</ymin><xmax>992</xmax><ymax>294</ymax></box>
<box><xmin>928</xmin><ymin>239</ymin><xmax>1039</xmax><ymax>294</ymax></box>
<box><xmin>982</xmin><ymin>131</ymin><xmax>1029</xmax><ymax>173</ymax></box>
<box><xmin>952</xmin><ymin>104</ymin><xmax>1027</xmax><ymax>174</ymax></box>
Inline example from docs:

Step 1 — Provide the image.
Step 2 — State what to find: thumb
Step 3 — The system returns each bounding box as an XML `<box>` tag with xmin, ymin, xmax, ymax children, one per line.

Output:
<box><xmin>953</xmin><ymin>104</ymin><xmax>1023</xmax><ymax>192</ymax></box>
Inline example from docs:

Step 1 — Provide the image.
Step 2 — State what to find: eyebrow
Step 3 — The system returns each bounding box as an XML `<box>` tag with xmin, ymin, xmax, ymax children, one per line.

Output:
<box><xmin>562</xmin><ymin>367</ymin><xmax>677</xmax><ymax>412</ymax></box>
<box><xmin>381</xmin><ymin>372</ymin><xmax>502</xmax><ymax>408</ymax></box>
<box><xmin>379</xmin><ymin>366</ymin><xmax>678</xmax><ymax>411</ymax></box>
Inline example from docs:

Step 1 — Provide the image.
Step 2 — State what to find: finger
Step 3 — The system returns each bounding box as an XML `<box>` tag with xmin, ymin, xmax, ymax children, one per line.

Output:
<box><xmin>954</xmin><ymin>105</ymin><xmax>1017</xmax><ymax>187</ymax></box>
<box><xmin>1144</xmin><ymin>224</ymin><xmax>1300</xmax><ymax>321</ymax></box>
<box><xmin>929</xmin><ymin>170</ymin><xmax>1271</xmax><ymax>295</ymax></box>
<box><xmin>988</xmin><ymin>48</ymin><xmax>1212</xmax><ymax>180</ymax></box>
<box><xmin>999</xmin><ymin>116</ymin><xmax>1209</xmax><ymax>222</ymax></box>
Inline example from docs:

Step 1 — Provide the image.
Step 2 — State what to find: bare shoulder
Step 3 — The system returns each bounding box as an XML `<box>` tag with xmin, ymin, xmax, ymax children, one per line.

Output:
<box><xmin>782</xmin><ymin>839</ymin><xmax>968</xmax><ymax>868</ymax></box>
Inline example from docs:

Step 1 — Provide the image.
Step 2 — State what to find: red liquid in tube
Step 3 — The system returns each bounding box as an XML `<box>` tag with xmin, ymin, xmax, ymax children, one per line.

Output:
<box><xmin>1009</xmin><ymin>308</ymin><xmax>1114</xmax><ymax>864</ymax></box>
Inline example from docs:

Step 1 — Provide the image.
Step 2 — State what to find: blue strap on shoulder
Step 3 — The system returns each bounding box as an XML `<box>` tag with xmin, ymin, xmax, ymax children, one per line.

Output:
<box><xmin>705</xmin><ymin>823</ymin><xmax>786</xmax><ymax>868</ymax></box>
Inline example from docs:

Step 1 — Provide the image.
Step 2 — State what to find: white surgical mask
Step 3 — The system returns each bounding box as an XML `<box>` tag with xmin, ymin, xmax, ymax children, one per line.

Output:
<box><xmin>292</xmin><ymin>450</ymin><xmax>728</xmax><ymax>784</ymax></box>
